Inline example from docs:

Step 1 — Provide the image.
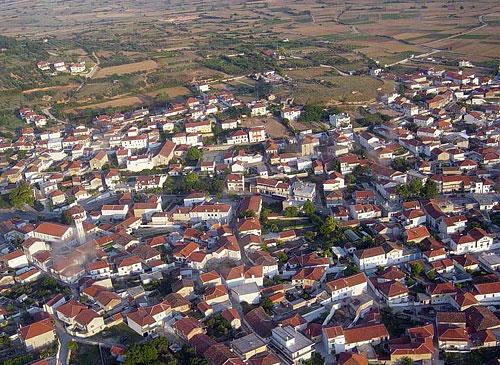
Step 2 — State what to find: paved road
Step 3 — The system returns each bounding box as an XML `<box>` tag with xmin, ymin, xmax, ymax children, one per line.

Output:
<box><xmin>54</xmin><ymin>318</ymin><xmax>71</xmax><ymax>365</ymax></box>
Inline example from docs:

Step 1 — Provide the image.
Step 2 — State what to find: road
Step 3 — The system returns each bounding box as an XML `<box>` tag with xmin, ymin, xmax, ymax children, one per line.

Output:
<box><xmin>42</xmin><ymin>106</ymin><xmax>65</xmax><ymax>125</ymax></box>
<box><xmin>54</xmin><ymin>318</ymin><xmax>71</xmax><ymax>365</ymax></box>
<box><xmin>319</xmin><ymin>64</ymin><xmax>350</xmax><ymax>77</ymax></box>
<box><xmin>423</xmin><ymin>14</ymin><xmax>487</xmax><ymax>47</ymax></box>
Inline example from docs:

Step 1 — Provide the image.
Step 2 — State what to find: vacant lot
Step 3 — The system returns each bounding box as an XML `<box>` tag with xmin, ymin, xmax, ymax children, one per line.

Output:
<box><xmin>67</xmin><ymin>96</ymin><xmax>143</xmax><ymax>112</ymax></box>
<box><xmin>240</xmin><ymin>116</ymin><xmax>290</xmax><ymax>138</ymax></box>
<box><xmin>95</xmin><ymin>60</ymin><xmax>158</xmax><ymax>78</ymax></box>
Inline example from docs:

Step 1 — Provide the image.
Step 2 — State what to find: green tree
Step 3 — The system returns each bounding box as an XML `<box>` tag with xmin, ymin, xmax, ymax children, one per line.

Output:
<box><xmin>239</xmin><ymin>209</ymin><xmax>256</xmax><ymax>218</ymax></box>
<box><xmin>186</xmin><ymin>146</ymin><xmax>203</xmax><ymax>163</ymax></box>
<box><xmin>125</xmin><ymin>343</ymin><xmax>158</xmax><ymax>365</ymax></box>
<box><xmin>163</xmin><ymin>176</ymin><xmax>175</xmax><ymax>193</ymax></box>
<box><xmin>68</xmin><ymin>341</ymin><xmax>78</xmax><ymax>352</ymax></box>
<box><xmin>421</xmin><ymin>179</ymin><xmax>438</xmax><ymax>198</ymax></box>
<box><xmin>320</xmin><ymin>216</ymin><xmax>337</xmax><ymax>236</ymax></box>
<box><xmin>397</xmin><ymin>357</ymin><xmax>414</xmax><ymax>365</ymax></box>
<box><xmin>344</xmin><ymin>261</ymin><xmax>360</xmax><ymax>276</ymax></box>
<box><xmin>303</xmin><ymin>200</ymin><xmax>315</xmax><ymax>216</ymax></box>
<box><xmin>261</xmin><ymin>297</ymin><xmax>274</xmax><ymax>314</ymax></box>
<box><xmin>184</xmin><ymin>172</ymin><xmax>200</xmax><ymax>191</ymax></box>
<box><xmin>206</xmin><ymin>315</ymin><xmax>232</xmax><ymax>340</ymax></box>
<box><xmin>345</xmin><ymin>174</ymin><xmax>356</xmax><ymax>185</ymax></box>
<box><xmin>426</xmin><ymin>270</ymin><xmax>436</xmax><ymax>280</ymax></box>
<box><xmin>284</xmin><ymin>206</ymin><xmax>299</xmax><ymax>217</ymax></box>
<box><xmin>411</xmin><ymin>262</ymin><xmax>423</xmax><ymax>277</ymax></box>
<box><xmin>9</xmin><ymin>182</ymin><xmax>34</xmax><ymax>209</ymax></box>
<box><xmin>298</xmin><ymin>104</ymin><xmax>327</xmax><ymax>123</ymax></box>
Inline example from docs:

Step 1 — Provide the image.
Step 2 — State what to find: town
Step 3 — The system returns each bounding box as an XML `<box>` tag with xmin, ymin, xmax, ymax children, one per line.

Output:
<box><xmin>0</xmin><ymin>34</ymin><xmax>500</xmax><ymax>365</ymax></box>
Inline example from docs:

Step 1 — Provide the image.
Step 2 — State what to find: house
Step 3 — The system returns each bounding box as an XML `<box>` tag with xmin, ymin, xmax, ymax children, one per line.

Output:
<box><xmin>19</xmin><ymin>318</ymin><xmax>55</xmax><ymax>351</ymax></box>
<box><xmin>323</xmin><ymin>323</ymin><xmax>389</xmax><ymax>354</ymax></box>
<box><xmin>221</xmin><ymin>308</ymin><xmax>241</xmax><ymax>330</ymax></box>
<box><xmin>30</xmin><ymin>222</ymin><xmax>73</xmax><ymax>243</ymax></box>
<box><xmin>248</xmin><ymin>126</ymin><xmax>266</xmax><ymax>143</ymax></box>
<box><xmin>116</xmin><ymin>256</ymin><xmax>143</xmax><ymax>276</ymax></box>
<box><xmin>174</xmin><ymin>316</ymin><xmax>205</xmax><ymax>341</ymax></box>
<box><xmin>325</xmin><ymin>272</ymin><xmax>367</xmax><ymax>302</ymax></box>
<box><xmin>292</xmin><ymin>266</ymin><xmax>326</xmax><ymax>288</ymax></box>
<box><xmin>329</xmin><ymin>113</ymin><xmax>351</xmax><ymax>128</ymax></box>
<box><xmin>227</xmin><ymin>130</ymin><xmax>249</xmax><ymax>145</ymax></box>
<box><xmin>231</xmin><ymin>282</ymin><xmax>261</xmax><ymax>304</ymax></box>
<box><xmin>0</xmin><ymin>249</ymin><xmax>28</xmax><ymax>269</ymax></box>
<box><xmin>189</xmin><ymin>203</ymin><xmax>232</xmax><ymax>224</ymax></box>
<box><xmin>449</xmin><ymin>228</ymin><xmax>493</xmax><ymax>254</ymax></box>
<box><xmin>127</xmin><ymin>302</ymin><xmax>171</xmax><ymax>336</ymax></box>
<box><xmin>474</xmin><ymin>282</ymin><xmax>500</xmax><ymax>305</ymax></box>
<box><xmin>389</xmin><ymin>324</ymin><xmax>434</xmax><ymax>363</ymax></box>
<box><xmin>375</xmin><ymin>280</ymin><xmax>410</xmax><ymax>306</ymax></box>
<box><xmin>281</xmin><ymin>107</ymin><xmax>302</xmax><ymax>122</ymax></box>
<box><xmin>226</xmin><ymin>173</ymin><xmax>244</xmax><ymax>193</ymax></box>
<box><xmin>354</xmin><ymin>242</ymin><xmax>403</xmax><ymax>271</ymax></box>
<box><xmin>73</xmin><ymin>309</ymin><xmax>105</xmax><ymax>336</ymax></box>
<box><xmin>231</xmin><ymin>333</ymin><xmax>267</xmax><ymax>361</ymax></box>
<box><xmin>89</xmin><ymin>150</ymin><xmax>108</xmax><ymax>170</ymax></box>
<box><xmin>271</xmin><ymin>325</ymin><xmax>314</xmax><ymax>364</ymax></box>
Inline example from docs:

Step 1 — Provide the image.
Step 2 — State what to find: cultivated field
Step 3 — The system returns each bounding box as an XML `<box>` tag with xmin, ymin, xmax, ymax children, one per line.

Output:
<box><xmin>94</xmin><ymin>60</ymin><xmax>158</xmax><ymax>78</ymax></box>
<box><xmin>0</xmin><ymin>0</ymin><xmax>498</xmax><ymax>126</ymax></box>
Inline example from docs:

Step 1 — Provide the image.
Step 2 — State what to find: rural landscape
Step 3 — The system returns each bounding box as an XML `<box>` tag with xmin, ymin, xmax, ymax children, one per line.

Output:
<box><xmin>0</xmin><ymin>1</ymin><xmax>499</xmax><ymax>365</ymax></box>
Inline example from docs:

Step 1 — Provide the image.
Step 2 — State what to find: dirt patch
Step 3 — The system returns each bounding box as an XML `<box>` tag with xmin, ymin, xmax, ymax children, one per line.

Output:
<box><xmin>240</xmin><ymin>116</ymin><xmax>290</xmax><ymax>138</ymax></box>
<box><xmin>95</xmin><ymin>60</ymin><xmax>158</xmax><ymax>78</ymax></box>
<box><xmin>22</xmin><ymin>84</ymin><xmax>78</xmax><ymax>94</ymax></box>
<box><xmin>147</xmin><ymin>86</ymin><xmax>191</xmax><ymax>98</ymax></box>
<box><xmin>67</xmin><ymin>96</ymin><xmax>142</xmax><ymax>112</ymax></box>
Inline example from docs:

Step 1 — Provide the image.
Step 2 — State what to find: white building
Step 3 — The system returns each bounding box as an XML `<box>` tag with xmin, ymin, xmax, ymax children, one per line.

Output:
<box><xmin>271</xmin><ymin>325</ymin><xmax>314</xmax><ymax>364</ymax></box>
<box><xmin>329</xmin><ymin>113</ymin><xmax>351</xmax><ymax>129</ymax></box>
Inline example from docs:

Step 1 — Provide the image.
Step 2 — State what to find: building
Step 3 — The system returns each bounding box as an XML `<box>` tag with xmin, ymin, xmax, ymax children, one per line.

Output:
<box><xmin>231</xmin><ymin>333</ymin><xmax>267</xmax><ymax>361</ymax></box>
<box><xmin>323</xmin><ymin>323</ymin><xmax>389</xmax><ymax>354</ymax></box>
<box><xmin>271</xmin><ymin>325</ymin><xmax>314</xmax><ymax>364</ymax></box>
<box><xmin>329</xmin><ymin>113</ymin><xmax>351</xmax><ymax>129</ymax></box>
<box><xmin>19</xmin><ymin>318</ymin><xmax>56</xmax><ymax>351</ymax></box>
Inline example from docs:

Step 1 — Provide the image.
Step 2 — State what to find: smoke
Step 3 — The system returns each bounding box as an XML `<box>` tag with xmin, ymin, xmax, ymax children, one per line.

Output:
<box><xmin>51</xmin><ymin>237</ymin><xmax>97</xmax><ymax>280</ymax></box>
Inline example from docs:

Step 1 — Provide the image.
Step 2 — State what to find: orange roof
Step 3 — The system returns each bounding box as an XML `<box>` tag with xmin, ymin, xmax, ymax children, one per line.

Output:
<box><xmin>19</xmin><ymin>318</ymin><xmax>54</xmax><ymax>340</ymax></box>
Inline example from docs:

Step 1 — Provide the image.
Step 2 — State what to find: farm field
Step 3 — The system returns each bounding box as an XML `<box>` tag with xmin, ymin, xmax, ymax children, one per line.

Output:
<box><xmin>94</xmin><ymin>60</ymin><xmax>159</xmax><ymax>78</ymax></box>
<box><xmin>0</xmin><ymin>0</ymin><xmax>498</xmax><ymax>126</ymax></box>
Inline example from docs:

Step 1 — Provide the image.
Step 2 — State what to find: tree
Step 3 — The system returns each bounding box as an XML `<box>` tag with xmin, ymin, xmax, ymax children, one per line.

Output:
<box><xmin>278</xmin><ymin>252</ymin><xmax>288</xmax><ymax>264</ymax></box>
<box><xmin>329</xmin><ymin>159</ymin><xmax>340</xmax><ymax>172</ymax></box>
<box><xmin>298</xmin><ymin>104</ymin><xmax>327</xmax><ymax>123</ymax></box>
<box><xmin>426</xmin><ymin>270</ymin><xmax>436</xmax><ymax>280</ymax></box>
<box><xmin>239</xmin><ymin>209</ymin><xmax>256</xmax><ymax>218</ymax></box>
<box><xmin>184</xmin><ymin>172</ymin><xmax>199</xmax><ymax>191</ymax></box>
<box><xmin>125</xmin><ymin>343</ymin><xmax>158</xmax><ymax>365</ymax></box>
<box><xmin>303</xmin><ymin>200</ymin><xmax>315</xmax><ymax>216</ymax></box>
<box><xmin>255</xmin><ymin>79</ymin><xmax>272</xmax><ymax>98</ymax></box>
<box><xmin>261</xmin><ymin>297</ymin><xmax>274</xmax><ymax>314</ymax></box>
<box><xmin>411</xmin><ymin>262</ymin><xmax>423</xmax><ymax>277</ymax></box>
<box><xmin>284</xmin><ymin>206</ymin><xmax>299</xmax><ymax>217</ymax></box>
<box><xmin>68</xmin><ymin>341</ymin><xmax>77</xmax><ymax>352</ymax></box>
<box><xmin>186</xmin><ymin>146</ymin><xmax>203</xmax><ymax>163</ymax></box>
<box><xmin>9</xmin><ymin>182</ymin><xmax>34</xmax><ymax>209</ymax></box>
<box><xmin>345</xmin><ymin>174</ymin><xmax>356</xmax><ymax>185</ymax></box>
<box><xmin>421</xmin><ymin>179</ymin><xmax>438</xmax><ymax>199</ymax></box>
<box><xmin>320</xmin><ymin>216</ymin><xmax>337</xmax><ymax>236</ymax></box>
<box><xmin>397</xmin><ymin>357</ymin><xmax>414</xmax><ymax>365</ymax></box>
<box><xmin>206</xmin><ymin>315</ymin><xmax>232</xmax><ymax>340</ymax></box>
<box><xmin>163</xmin><ymin>176</ymin><xmax>175</xmax><ymax>194</ymax></box>
<box><xmin>391</xmin><ymin>158</ymin><xmax>412</xmax><ymax>172</ymax></box>
<box><xmin>344</xmin><ymin>261</ymin><xmax>360</xmax><ymax>276</ymax></box>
